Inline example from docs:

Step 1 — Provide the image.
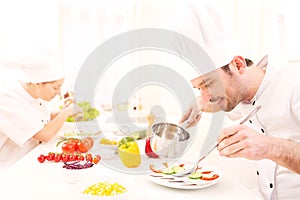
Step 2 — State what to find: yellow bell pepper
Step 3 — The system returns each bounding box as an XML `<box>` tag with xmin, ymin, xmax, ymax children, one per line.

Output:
<box><xmin>118</xmin><ymin>137</ymin><xmax>141</xmax><ymax>168</ymax></box>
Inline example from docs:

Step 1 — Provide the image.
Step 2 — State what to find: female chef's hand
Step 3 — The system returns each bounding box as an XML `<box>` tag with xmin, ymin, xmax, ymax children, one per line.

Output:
<box><xmin>62</xmin><ymin>96</ymin><xmax>74</xmax><ymax>109</ymax></box>
<box><xmin>60</xmin><ymin>102</ymin><xmax>82</xmax><ymax>118</ymax></box>
<box><xmin>179</xmin><ymin>96</ymin><xmax>203</xmax><ymax>128</ymax></box>
<box><xmin>217</xmin><ymin>124</ymin><xmax>271</xmax><ymax>160</ymax></box>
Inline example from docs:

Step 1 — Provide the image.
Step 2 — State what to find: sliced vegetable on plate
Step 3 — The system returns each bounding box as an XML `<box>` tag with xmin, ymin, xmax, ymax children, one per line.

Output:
<box><xmin>148</xmin><ymin>162</ymin><xmax>221</xmax><ymax>190</ymax></box>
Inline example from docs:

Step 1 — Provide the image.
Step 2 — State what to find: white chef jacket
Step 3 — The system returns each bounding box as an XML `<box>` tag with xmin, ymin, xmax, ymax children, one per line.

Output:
<box><xmin>227</xmin><ymin>64</ymin><xmax>300</xmax><ymax>200</ymax></box>
<box><xmin>0</xmin><ymin>82</ymin><xmax>51</xmax><ymax>169</ymax></box>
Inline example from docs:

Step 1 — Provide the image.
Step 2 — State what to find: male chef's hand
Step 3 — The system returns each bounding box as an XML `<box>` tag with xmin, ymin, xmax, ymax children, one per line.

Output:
<box><xmin>179</xmin><ymin>96</ymin><xmax>203</xmax><ymax>128</ymax></box>
<box><xmin>217</xmin><ymin>124</ymin><xmax>270</xmax><ymax>160</ymax></box>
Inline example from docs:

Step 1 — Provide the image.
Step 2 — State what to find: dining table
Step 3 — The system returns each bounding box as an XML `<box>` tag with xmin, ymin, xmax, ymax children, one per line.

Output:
<box><xmin>0</xmin><ymin>114</ymin><xmax>262</xmax><ymax>200</ymax></box>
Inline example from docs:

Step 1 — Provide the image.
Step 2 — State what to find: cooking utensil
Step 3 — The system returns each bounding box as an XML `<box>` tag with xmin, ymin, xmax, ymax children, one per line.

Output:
<box><xmin>173</xmin><ymin>105</ymin><xmax>262</xmax><ymax>177</ymax></box>
<box><xmin>150</xmin><ymin>122</ymin><xmax>190</xmax><ymax>158</ymax></box>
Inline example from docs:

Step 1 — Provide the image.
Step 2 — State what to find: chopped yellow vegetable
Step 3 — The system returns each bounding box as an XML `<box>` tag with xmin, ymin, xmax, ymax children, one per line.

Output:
<box><xmin>100</xmin><ymin>138</ymin><xmax>119</xmax><ymax>145</ymax></box>
<box><xmin>82</xmin><ymin>181</ymin><xmax>127</xmax><ymax>196</ymax></box>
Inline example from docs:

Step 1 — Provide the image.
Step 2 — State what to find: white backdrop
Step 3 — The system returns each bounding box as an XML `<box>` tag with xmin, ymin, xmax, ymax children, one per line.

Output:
<box><xmin>1</xmin><ymin>0</ymin><xmax>300</xmax><ymax>109</ymax></box>
<box><xmin>1</xmin><ymin>0</ymin><xmax>300</xmax><ymax>193</ymax></box>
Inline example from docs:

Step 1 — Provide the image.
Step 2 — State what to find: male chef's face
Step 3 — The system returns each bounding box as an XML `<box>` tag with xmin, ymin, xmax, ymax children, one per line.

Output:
<box><xmin>191</xmin><ymin>63</ymin><xmax>247</xmax><ymax>112</ymax></box>
<box><xmin>38</xmin><ymin>78</ymin><xmax>64</xmax><ymax>101</ymax></box>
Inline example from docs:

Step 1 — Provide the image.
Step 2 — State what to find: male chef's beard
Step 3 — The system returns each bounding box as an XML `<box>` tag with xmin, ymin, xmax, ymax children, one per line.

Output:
<box><xmin>217</xmin><ymin>97</ymin><xmax>237</xmax><ymax>112</ymax></box>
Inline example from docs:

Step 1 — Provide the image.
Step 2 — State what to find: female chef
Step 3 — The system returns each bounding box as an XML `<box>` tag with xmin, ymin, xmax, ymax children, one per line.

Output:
<box><xmin>0</xmin><ymin>56</ymin><xmax>79</xmax><ymax>169</ymax></box>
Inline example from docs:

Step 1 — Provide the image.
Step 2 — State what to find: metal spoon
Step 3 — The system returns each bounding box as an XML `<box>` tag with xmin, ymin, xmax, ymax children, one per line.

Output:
<box><xmin>173</xmin><ymin>105</ymin><xmax>262</xmax><ymax>177</ymax></box>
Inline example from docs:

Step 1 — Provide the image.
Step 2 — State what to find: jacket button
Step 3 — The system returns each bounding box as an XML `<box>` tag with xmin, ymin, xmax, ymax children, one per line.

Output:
<box><xmin>270</xmin><ymin>183</ymin><xmax>273</xmax><ymax>188</ymax></box>
<box><xmin>41</xmin><ymin>120</ymin><xmax>44</xmax><ymax>123</ymax></box>
<box><xmin>252</xmin><ymin>101</ymin><xmax>256</xmax><ymax>105</ymax></box>
<box><xmin>261</xmin><ymin>128</ymin><xmax>265</xmax><ymax>133</ymax></box>
<box><xmin>256</xmin><ymin>171</ymin><xmax>259</xmax><ymax>175</ymax></box>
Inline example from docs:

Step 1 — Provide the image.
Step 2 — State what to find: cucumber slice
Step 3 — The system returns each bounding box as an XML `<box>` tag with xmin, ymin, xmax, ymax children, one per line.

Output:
<box><xmin>188</xmin><ymin>172</ymin><xmax>202</xmax><ymax>179</ymax></box>
<box><xmin>162</xmin><ymin>168</ymin><xmax>175</xmax><ymax>175</ymax></box>
<box><xmin>171</xmin><ymin>166</ymin><xmax>185</xmax><ymax>173</ymax></box>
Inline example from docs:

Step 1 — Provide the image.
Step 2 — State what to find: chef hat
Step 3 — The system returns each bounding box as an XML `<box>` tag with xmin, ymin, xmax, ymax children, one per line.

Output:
<box><xmin>4</xmin><ymin>54</ymin><xmax>64</xmax><ymax>83</ymax></box>
<box><xmin>188</xmin><ymin>3</ymin><xmax>243</xmax><ymax>68</ymax></box>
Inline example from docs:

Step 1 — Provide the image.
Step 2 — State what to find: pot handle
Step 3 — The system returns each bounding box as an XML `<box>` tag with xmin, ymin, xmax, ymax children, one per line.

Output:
<box><xmin>180</xmin><ymin>120</ymin><xmax>190</xmax><ymax>129</ymax></box>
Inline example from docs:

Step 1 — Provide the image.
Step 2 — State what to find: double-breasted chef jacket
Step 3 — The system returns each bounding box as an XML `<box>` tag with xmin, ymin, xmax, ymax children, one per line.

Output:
<box><xmin>228</xmin><ymin>64</ymin><xmax>300</xmax><ymax>200</ymax></box>
<box><xmin>0</xmin><ymin>83</ymin><xmax>50</xmax><ymax>169</ymax></box>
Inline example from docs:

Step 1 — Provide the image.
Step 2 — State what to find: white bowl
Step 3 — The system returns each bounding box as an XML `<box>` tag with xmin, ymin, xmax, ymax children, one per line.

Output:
<box><xmin>91</xmin><ymin>142</ymin><xmax>118</xmax><ymax>154</ymax></box>
<box><xmin>95</xmin><ymin>148</ymin><xmax>115</xmax><ymax>160</ymax></box>
<box><xmin>61</xmin><ymin>163</ymin><xmax>96</xmax><ymax>184</ymax></box>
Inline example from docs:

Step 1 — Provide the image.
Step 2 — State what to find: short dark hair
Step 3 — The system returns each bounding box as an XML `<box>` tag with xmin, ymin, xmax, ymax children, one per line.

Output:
<box><xmin>245</xmin><ymin>58</ymin><xmax>254</xmax><ymax>66</ymax></box>
<box><xmin>221</xmin><ymin>58</ymin><xmax>254</xmax><ymax>74</ymax></box>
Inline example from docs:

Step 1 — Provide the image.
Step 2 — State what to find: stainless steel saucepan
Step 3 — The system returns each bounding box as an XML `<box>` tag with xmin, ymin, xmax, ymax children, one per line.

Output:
<box><xmin>150</xmin><ymin>122</ymin><xmax>190</xmax><ymax>158</ymax></box>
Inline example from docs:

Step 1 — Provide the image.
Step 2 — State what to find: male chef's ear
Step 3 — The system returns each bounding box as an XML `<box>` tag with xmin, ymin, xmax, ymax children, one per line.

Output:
<box><xmin>231</xmin><ymin>56</ymin><xmax>246</xmax><ymax>73</ymax></box>
<box><xmin>256</xmin><ymin>55</ymin><xmax>268</xmax><ymax>70</ymax></box>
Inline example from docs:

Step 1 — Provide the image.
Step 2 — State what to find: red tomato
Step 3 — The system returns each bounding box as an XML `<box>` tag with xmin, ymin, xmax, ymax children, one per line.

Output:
<box><xmin>68</xmin><ymin>138</ymin><xmax>80</xmax><ymax>143</ymax></box>
<box><xmin>85</xmin><ymin>153</ymin><xmax>93</xmax><ymax>162</ymax></box>
<box><xmin>92</xmin><ymin>155</ymin><xmax>101</xmax><ymax>164</ymax></box>
<box><xmin>201</xmin><ymin>171</ymin><xmax>213</xmax><ymax>174</ymax></box>
<box><xmin>54</xmin><ymin>154</ymin><xmax>62</xmax><ymax>162</ymax></box>
<box><xmin>69</xmin><ymin>139</ymin><xmax>80</xmax><ymax>148</ymax></box>
<box><xmin>61</xmin><ymin>154</ymin><xmax>69</xmax><ymax>163</ymax></box>
<box><xmin>69</xmin><ymin>154</ymin><xmax>76</xmax><ymax>161</ymax></box>
<box><xmin>81</xmin><ymin>137</ymin><xmax>94</xmax><ymax>150</ymax></box>
<box><xmin>74</xmin><ymin>154</ymin><xmax>79</xmax><ymax>161</ymax></box>
<box><xmin>37</xmin><ymin>155</ymin><xmax>46</xmax><ymax>163</ymax></box>
<box><xmin>76</xmin><ymin>141</ymin><xmax>88</xmax><ymax>153</ymax></box>
<box><xmin>62</xmin><ymin>143</ymin><xmax>76</xmax><ymax>153</ymax></box>
<box><xmin>46</xmin><ymin>152</ymin><xmax>55</xmax><ymax>161</ymax></box>
<box><xmin>201</xmin><ymin>174</ymin><xmax>219</xmax><ymax>181</ymax></box>
<box><xmin>77</xmin><ymin>155</ymin><xmax>84</xmax><ymax>161</ymax></box>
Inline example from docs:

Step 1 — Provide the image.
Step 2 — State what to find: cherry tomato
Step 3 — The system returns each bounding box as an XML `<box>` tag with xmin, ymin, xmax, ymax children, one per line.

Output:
<box><xmin>179</xmin><ymin>164</ymin><xmax>185</xmax><ymax>167</ymax></box>
<box><xmin>46</xmin><ymin>152</ymin><xmax>55</xmax><ymax>161</ymax></box>
<box><xmin>37</xmin><ymin>155</ymin><xmax>46</xmax><ymax>163</ymax></box>
<box><xmin>77</xmin><ymin>155</ymin><xmax>85</xmax><ymax>161</ymax></box>
<box><xmin>69</xmin><ymin>154</ymin><xmax>76</xmax><ymax>161</ymax></box>
<box><xmin>61</xmin><ymin>154</ymin><xmax>69</xmax><ymax>163</ymax></box>
<box><xmin>54</xmin><ymin>154</ymin><xmax>62</xmax><ymax>162</ymax></box>
<box><xmin>85</xmin><ymin>153</ymin><xmax>93</xmax><ymax>162</ymax></box>
<box><xmin>92</xmin><ymin>155</ymin><xmax>101</xmax><ymax>164</ymax></box>
<box><xmin>62</xmin><ymin>143</ymin><xmax>76</xmax><ymax>153</ymax></box>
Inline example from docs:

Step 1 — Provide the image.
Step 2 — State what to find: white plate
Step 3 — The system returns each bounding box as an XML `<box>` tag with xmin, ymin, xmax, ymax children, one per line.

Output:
<box><xmin>148</xmin><ymin>162</ymin><xmax>220</xmax><ymax>190</ymax></box>
<box><xmin>90</xmin><ymin>144</ymin><xmax>117</xmax><ymax>160</ymax></box>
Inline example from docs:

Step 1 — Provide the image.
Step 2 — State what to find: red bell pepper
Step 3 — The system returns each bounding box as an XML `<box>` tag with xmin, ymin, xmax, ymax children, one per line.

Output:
<box><xmin>145</xmin><ymin>137</ymin><xmax>159</xmax><ymax>158</ymax></box>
